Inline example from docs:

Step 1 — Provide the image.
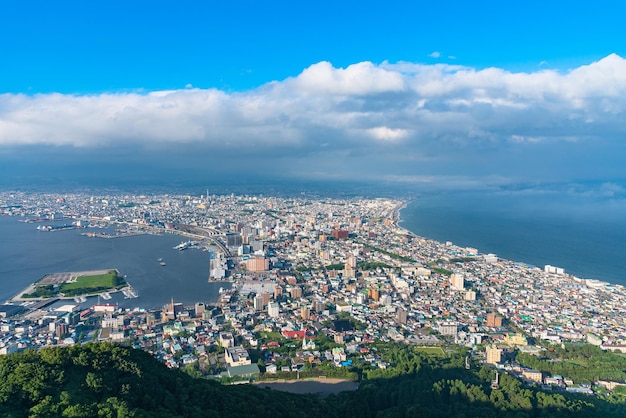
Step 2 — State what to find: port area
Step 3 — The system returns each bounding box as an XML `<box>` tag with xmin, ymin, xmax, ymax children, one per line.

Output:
<box><xmin>81</xmin><ymin>230</ymin><xmax>146</xmax><ymax>239</ymax></box>
<box><xmin>9</xmin><ymin>269</ymin><xmax>134</xmax><ymax>303</ymax></box>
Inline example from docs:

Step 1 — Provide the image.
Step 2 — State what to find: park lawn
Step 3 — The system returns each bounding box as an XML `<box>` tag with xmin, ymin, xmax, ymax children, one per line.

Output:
<box><xmin>260</xmin><ymin>331</ymin><xmax>284</xmax><ymax>341</ymax></box>
<box><xmin>59</xmin><ymin>270</ymin><xmax>121</xmax><ymax>293</ymax></box>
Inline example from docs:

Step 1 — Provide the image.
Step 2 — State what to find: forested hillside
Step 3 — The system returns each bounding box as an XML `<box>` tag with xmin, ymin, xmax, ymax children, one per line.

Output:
<box><xmin>0</xmin><ymin>343</ymin><xmax>331</xmax><ymax>417</ymax></box>
<box><xmin>2</xmin><ymin>343</ymin><xmax>626</xmax><ymax>417</ymax></box>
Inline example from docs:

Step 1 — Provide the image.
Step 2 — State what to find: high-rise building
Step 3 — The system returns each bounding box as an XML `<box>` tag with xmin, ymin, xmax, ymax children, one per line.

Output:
<box><xmin>486</xmin><ymin>312</ymin><xmax>503</xmax><ymax>328</ymax></box>
<box><xmin>253</xmin><ymin>295</ymin><xmax>264</xmax><ymax>311</ymax></box>
<box><xmin>368</xmin><ymin>288</ymin><xmax>380</xmax><ymax>302</ymax></box>
<box><xmin>195</xmin><ymin>302</ymin><xmax>205</xmax><ymax>318</ymax></box>
<box><xmin>55</xmin><ymin>322</ymin><xmax>68</xmax><ymax>338</ymax></box>
<box><xmin>331</xmin><ymin>229</ymin><xmax>349</xmax><ymax>239</ymax></box>
<box><xmin>486</xmin><ymin>345</ymin><xmax>502</xmax><ymax>365</ymax></box>
<box><xmin>246</xmin><ymin>256</ymin><xmax>269</xmax><ymax>272</ymax></box>
<box><xmin>544</xmin><ymin>265</ymin><xmax>565</xmax><ymax>275</ymax></box>
<box><xmin>225</xmin><ymin>232</ymin><xmax>243</xmax><ymax>248</ymax></box>
<box><xmin>450</xmin><ymin>273</ymin><xmax>464</xmax><ymax>290</ymax></box>
<box><xmin>343</xmin><ymin>265</ymin><xmax>355</xmax><ymax>278</ymax></box>
<box><xmin>396</xmin><ymin>308</ymin><xmax>407</xmax><ymax>324</ymax></box>
<box><xmin>267</xmin><ymin>302</ymin><xmax>280</xmax><ymax>318</ymax></box>
<box><xmin>357</xmin><ymin>293</ymin><xmax>367</xmax><ymax>304</ymax></box>
<box><xmin>289</xmin><ymin>286</ymin><xmax>302</xmax><ymax>299</ymax></box>
<box><xmin>241</xmin><ymin>226</ymin><xmax>258</xmax><ymax>238</ymax></box>
<box><xmin>438</xmin><ymin>322</ymin><xmax>458</xmax><ymax>337</ymax></box>
<box><xmin>301</xmin><ymin>306</ymin><xmax>310</xmax><ymax>320</ymax></box>
<box><xmin>260</xmin><ymin>292</ymin><xmax>271</xmax><ymax>306</ymax></box>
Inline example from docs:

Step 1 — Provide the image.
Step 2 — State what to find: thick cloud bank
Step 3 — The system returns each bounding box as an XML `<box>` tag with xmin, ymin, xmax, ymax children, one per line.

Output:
<box><xmin>1</xmin><ymin>55</ymin><xmax>625</xmax><ymax>184</ymax></box>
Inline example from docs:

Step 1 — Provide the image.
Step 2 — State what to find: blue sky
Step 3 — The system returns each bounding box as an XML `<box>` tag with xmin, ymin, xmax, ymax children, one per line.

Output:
<box><xmin>2</xmin><ymin>1</ymin><xmax>624</xmax><ymax>93</ymax></box>
<box><xmin>1</xmin><ymin>0</ymin><xmax>626</xmax><ymax>197</ymax></box>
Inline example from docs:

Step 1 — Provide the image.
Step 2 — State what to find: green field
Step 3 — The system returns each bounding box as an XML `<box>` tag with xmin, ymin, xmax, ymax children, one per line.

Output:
<box><xmin>61</xmin><ymin>271</ymin><xmax>119</xmax><ymax>291</ymax></box>
<box><xmin>23</xmin><ymin>270</ymin><xmax>126</xmax><ymax>298</ymax></box>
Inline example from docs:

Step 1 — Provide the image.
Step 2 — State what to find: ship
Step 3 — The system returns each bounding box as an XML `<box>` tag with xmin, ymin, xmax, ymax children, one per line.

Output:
<box><xmin>122</xmin><ymin>287</ymin><xmax>138</xmax><ymax>299</ymax></box>
<box><xmin>173</xmin><ymin>241</ymin><xmax>191</xmax><ymax>251</ymax></box>
<box><xmin>173</xmin><ymin>240</ymin><xmax>198</xmax><ymax>251</ymax></box>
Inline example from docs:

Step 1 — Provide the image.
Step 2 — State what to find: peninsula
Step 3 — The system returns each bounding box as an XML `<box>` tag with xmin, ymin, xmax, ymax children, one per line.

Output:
<box><xmin>12</xmin><ymin>269</ymin><xmax>128</xmax><ymax>302</ymax></box>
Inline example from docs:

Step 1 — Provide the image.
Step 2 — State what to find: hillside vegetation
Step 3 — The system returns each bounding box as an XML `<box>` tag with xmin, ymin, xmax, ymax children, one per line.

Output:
<box><xmin>2</xmin><ymin>343</ymin><xmax>626</xmax><ymax>417</ymax></box>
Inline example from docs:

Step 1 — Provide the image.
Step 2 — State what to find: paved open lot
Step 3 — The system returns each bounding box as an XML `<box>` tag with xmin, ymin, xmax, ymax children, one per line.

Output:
<box><xmin>255</xmin><ymin>378</ymin><xmax>359</xmax><ymax>397</ymax></box>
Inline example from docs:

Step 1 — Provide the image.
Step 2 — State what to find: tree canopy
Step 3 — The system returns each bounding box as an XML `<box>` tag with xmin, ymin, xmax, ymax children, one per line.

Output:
<box><xmin>2</xmin><ymin>342</ymin><xmax>626</xmax><ymax>417</ymax></box>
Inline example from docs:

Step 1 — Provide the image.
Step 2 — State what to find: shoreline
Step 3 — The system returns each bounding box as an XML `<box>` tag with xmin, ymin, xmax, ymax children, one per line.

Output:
<box><xmin>395</xmin><ymin>199</ymin><xmax>621</xmax><ymax>290</ymax></box>
<box><xmin>394</xmin><ymin>199</ymin><xmax>420</xmax><ymax>240</ymax></box>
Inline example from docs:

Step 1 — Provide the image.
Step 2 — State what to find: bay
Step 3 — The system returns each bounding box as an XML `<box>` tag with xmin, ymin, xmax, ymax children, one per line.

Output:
<box><xmin>400</xmin><ymin>193</ymin><xmax>626</xmax><ymax>286</ymax></box>
<box><xmin>0</xmin><ymin>216</ymin><xmax>224</xmax><ymax>308</ymax></box>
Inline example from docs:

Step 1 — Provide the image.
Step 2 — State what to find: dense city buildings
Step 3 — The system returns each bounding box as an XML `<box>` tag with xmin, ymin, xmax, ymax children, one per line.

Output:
<box><xmin>2</xmin><ymin>190</ymin><xmax>626</xmax><ymax>392</ymax></box>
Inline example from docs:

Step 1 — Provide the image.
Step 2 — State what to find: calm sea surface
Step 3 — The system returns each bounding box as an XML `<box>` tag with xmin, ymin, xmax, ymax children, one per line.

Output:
<box><xmin>0</xmin><ymin>216</ymin><xmax>224</xmax><ymax>307</ymax></box>
<box><xmin>400</xmin><ymin>194</ymin><xmax>626</xmax><ymax>286</ymax></box>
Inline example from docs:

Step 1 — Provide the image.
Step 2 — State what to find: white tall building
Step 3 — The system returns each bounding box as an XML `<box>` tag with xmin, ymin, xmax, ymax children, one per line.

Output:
<box><xmin>254</xmin><ymin>295</ymin><xmax>264</xmax><ymax>311</ymax></box>
<box><xmin>267</xmin><ymin>302</ymin><xmax>280</xmax><ymax>318</ymax></box>
<box><xmin>439</xmin><ymin>322</ymin><xmax>459</xmax><ymax>337</ymax></box>
<box><xmin>544</xmin><ymin>265</ymin><xmax>565</xmax><ymax>275</ymax></box>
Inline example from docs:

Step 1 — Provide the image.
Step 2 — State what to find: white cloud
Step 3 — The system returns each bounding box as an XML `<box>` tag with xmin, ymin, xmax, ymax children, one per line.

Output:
<box><xmin>1</xmin><ymin>55</ymin><xmax>626</xmax><ymax>183</ymax></box>
<box><xmin>428</xmin><ymin>51</ymin><xmax>441</xmax><ymax>58</ymax></box>
<box><xmin>366</xmin><ymin>127</ymin><xmax>409</xmax><ymax>141</ymax></box>
<box><xmin>290</xmin><ymin>61</ymin><xmax>405</xmax><ymax>95</ymax></box>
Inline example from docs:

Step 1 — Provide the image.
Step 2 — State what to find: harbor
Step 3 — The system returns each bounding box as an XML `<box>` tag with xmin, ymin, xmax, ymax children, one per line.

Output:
<box><xmin>8</xmin><ymin>269</ymin><xmax>132</xmax><ymax>303</ymax></box>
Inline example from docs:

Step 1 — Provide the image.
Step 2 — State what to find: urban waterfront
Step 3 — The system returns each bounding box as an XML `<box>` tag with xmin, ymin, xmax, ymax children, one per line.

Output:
<box><xmin>3</xmin><ymin>190</ymin><xmax>626</xmax><ymax>399</ymax></box>
<box><xmin>0</xmin><ymin>216</ymin><xmax>224</xmax><ymax>307</ymax></box>
<box><xmin>3</xmin><ymin>191</ymin><xmax>626</xmax><ymax>308</ymax></box>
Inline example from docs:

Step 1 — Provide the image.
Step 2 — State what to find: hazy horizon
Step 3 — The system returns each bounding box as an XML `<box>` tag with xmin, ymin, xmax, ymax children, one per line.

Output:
<box><xmin>2</xmin><ymin>2</ymin><xmax>626</xmax><ymax>197</ymax></box>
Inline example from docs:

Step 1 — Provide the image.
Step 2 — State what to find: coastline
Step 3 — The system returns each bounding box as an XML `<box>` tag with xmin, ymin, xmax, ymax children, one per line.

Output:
<box><xmin>394</xmin><ymin>199</ymin><xmax>415</xmax><ymax>237</ymax></box>
<box><xmin>395</xmin><ymin>199</ymin><xmax>622</xmax><ymax>290</ymax></box>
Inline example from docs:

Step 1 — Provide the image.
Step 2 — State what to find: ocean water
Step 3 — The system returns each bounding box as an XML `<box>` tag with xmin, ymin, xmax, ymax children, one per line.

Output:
<box><xmin>399</xmin><ymin>192</ymin><xmax>626</xmax><ymax>286</ymax></box>
<box><xmin>0</xmin><ymin>216</ymin><xmax>224</xmax><ymax>308</ymax></box>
